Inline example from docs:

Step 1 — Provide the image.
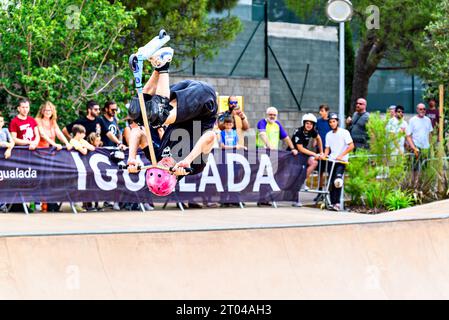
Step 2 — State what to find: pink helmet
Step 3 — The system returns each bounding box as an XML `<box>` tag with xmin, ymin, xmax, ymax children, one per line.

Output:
<box><xmin>145</xmin><ymin>157</ymin><xmax>177</xmax><ymax>197</ymax></box>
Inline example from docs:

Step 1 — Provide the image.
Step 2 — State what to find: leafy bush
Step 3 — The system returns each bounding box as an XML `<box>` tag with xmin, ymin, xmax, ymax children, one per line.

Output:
<box><xmin>345</xmin><ymin>112</ymin><xmax>410</xmax><ymax>210</ymax></box>
<box><xmin>385</xmin><ymin>190</ymin><xmax>414</xmax><ymax>211</ymax></box>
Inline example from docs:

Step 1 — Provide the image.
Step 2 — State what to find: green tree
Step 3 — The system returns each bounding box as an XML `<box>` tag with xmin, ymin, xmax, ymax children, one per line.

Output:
<box><xmin>0</xmin><ymin>0</ymin><xmax>142</xmax><ymax>124</ymax></box>
<box><xmin>121</xmin><ymin>0</ymin><xmax>242</xmax><ymax>71</ymax></box>
<box><xmin>419</xmin><ymin>0</ymin><xmax>449</xmax><ymax>86</ymax></box>
<box><xmin>285</xmin><ymin>0</ymin><xmax>439</xmax><ymax>114</ymax></box>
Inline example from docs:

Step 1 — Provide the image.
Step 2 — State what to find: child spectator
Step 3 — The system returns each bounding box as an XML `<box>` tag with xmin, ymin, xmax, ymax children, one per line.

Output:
<box><xmin>86</xmin><ymin>132</ymin><xmax>104</xmax><ymax>211</ymax></box>
<box><xmin>220</xmin><ymin>116</ymin><xmax>246</xmax><ymax>150</ymax></box>
<box><xmin>87</xmin><ymin>133</ymin><xmax>103</xmax><ymax>148</ymax></box>
<box><xmin>70</xmin><ymin>124</ymin><xmax>95</xmax><ymax>155</ymax></box>
<box><xmin>0</xmin><ymin>113</ymin><xmax>14</xmax><ymax>159</ymax></box>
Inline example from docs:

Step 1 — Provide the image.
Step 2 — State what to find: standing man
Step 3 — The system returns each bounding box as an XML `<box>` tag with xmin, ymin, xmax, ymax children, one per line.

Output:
<box><xmin>9</xmin><ymin>98</ymin><xmax>40</xmax><ymax>150</ymax></box>
<box><xmin>100</xmin><ymin>101</ymin><xmax>123</xmax><ymax>147</ymax></box>
<box><xmin>218</xmin><ymin>96</ymin><xmax>250</xmax><ymax>145</ymax></box>
<box><xmin>255</xmin><ymin>106</ymin><xmax>298</xmax><ymax>207</ymax></box>
<box><xmin>346</xmin><ymin>98</ymin><xmax>370</xmax><ymax>149</ymax></box>
<box><xmin>386</xmin><ymin>105</ymin><xmax>408</xmax><ymax>154</ymax></box>
<box><xmin>324</xmin><ymin>113</ymin><xmax>354</xmax><ymax>211</ymax></box>
<box><xmin>388</xmin><ymin>105</ymin><xmax>396</xmax><ymax>119</ymax></box>
<box><xmin>63</xmin><ymin>100</ymin><xmax>125</xmax><ymax>149</ymax></box>
<box><xmin>426</xmin><ymin>98</ymin><xmax>439</xmax><ymax>130</ymax></box>
<box><xmin>407</xmin><ymin>103</ymin><xmax>433</xmax><ymax>177</ymax></box>
<box><xmin>315</xmin><ymin>104</ymin><xmax>332</xmax><ymax>198</ymax></box>
<box><xmin>256</xmin><ymin>106</ymin><xmax>298</xmax><ymax>153</ymax></box>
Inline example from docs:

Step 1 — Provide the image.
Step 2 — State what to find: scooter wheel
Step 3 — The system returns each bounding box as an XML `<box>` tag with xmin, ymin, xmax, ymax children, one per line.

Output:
<box><xmin>129</xmin><ymin>54</ymin><xmax>138</xmax><ymax>72</ymax></box>
<box><xmin>159</xmin><ymin>29</ymin><xmax>167</xmax><ymax>39</ymax></box>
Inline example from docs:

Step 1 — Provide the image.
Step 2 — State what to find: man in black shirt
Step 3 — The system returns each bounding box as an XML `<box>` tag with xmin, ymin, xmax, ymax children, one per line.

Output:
<box><xmin>100</xmin><ymin>101</ymin><xmax>123</xmax><ymax>147</ymax></box>
<box><xmin>63</xmin><ymin>100</ymin><xmax>124</xmax><ymax>149</ymax></box>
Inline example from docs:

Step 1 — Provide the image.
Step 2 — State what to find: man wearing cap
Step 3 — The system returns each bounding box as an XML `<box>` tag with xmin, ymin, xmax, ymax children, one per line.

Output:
<box><xmin>218</xmin><ymin>96</ymin><xmax>250</xmax><ymax>146</ymax></box>
<box><xmin>256</xmin><ymin>106</ymin><xmax>297</xmax><ymax>153</ymax></box>
<box><xmin>324</xmin><ymin>113</ymin><xmax>354</xmax><ymax>211</ymax></box>
<box><xmin>388</xmin><ymin>105</ymin><xmax>396</xmax><ymax>119</ymax></box>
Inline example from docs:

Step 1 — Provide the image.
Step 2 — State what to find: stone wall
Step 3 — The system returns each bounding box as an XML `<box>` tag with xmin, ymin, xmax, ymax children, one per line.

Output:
<box><xmin>170</xmin><ymin>75</ymin><xmax>305</xmax><ymax>136</ymax></box>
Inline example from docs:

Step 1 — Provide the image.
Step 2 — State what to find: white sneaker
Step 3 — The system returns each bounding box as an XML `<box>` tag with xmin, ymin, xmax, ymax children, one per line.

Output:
<box><xmin>150</xmin><ymin>47</ymin><xmax>174</xmax><ymax>69</ymax></box>
<box><xmin>143</xmin><ymin>203</ymin><xmax>154</xmax><ymax>211</ymax></box>
<box><xmin>329</xmin><ymin>204</ymin><xmax>340</xmax><ymax>211</ymax></box>
<box><xmin>113</xmin><ymin>203</ymin><xmax>121</xmax><ymax>211</ymax></box>
<box><xmin>292</xmin><ymin>202</ymin><xmax>303</xmax><ymax>207</ymax></box>
<box><xmin>301</xmin><ymin>183</ymin><xmax>309</xmax><ymax>191</ymax></box>
<box><xmin>137</xmin><ymin>32</ymin><xmax>171</xmax><ymax>60</ymax></box>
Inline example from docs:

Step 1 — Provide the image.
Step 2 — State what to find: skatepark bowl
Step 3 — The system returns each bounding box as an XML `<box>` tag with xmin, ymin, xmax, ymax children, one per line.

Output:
<box><xmin>1</xmin><ymin>200</ymin><xmax>449</xmax><ymax>300</ymax></box>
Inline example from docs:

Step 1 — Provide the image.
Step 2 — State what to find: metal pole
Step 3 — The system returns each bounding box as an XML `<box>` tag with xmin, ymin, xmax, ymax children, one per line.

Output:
<box><xmin>439</xmin><ymin>84</ymin><xmax>444</xmax><ymax>142</ymax></box>
<box><xmin>339</xmin><ymin>22</ymin><xmax>345</xmax><ymax>128</ymax></box>
<box><xmin>339</xmin><ymin>22</ymin><xmax>345</xmax><ymax>210</ymax></box>
<box><xmin>264</xmin><ymin>0</ymin><xmax>268</xmax><ymax>78</ymax></box>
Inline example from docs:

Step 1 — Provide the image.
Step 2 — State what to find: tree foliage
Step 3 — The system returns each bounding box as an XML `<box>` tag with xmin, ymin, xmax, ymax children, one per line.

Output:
<box><xmin>285</xmin><ymin>0</ymin><xmax>440</xmax><ymax>113</ymax></box>
<box><xmin>121</xmin><ymin>0</ymin><xmax>242</xmax><ymax>70</ymax></box>
<box><xmin>0</xmin><ymin>0</ymin><xmax>242</xmax><ymax>125</ymax></box>
<box><xmin>0</xmin><ymin>0</ymin><xmax>142</xmax><ymax>124</ymax></box>
<box><xmin>419</xmin><ymin>0</ymin><xmax>449</xmax><ymax>85</ymax></box>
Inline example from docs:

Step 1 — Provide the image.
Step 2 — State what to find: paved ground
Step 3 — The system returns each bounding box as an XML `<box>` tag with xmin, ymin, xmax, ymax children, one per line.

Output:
<box><xmin>1</xmin><ymin>200</ymin><xmax>448</xmax><ymax>237</ymax></box>
<box><xmin>1</xmin><ymin>200</ymin><xmax>449</xmax><ymax>299</ymax></box>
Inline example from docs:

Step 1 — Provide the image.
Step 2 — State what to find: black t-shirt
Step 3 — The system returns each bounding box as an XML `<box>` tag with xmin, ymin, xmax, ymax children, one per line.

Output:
<box><xmin>66</xmin><ymin>116</ymin><xmax>107</xmax><ymax>138</ymax></box>
<box><xmin>292</xmin><ymin>126</ymin><xmax>318</xmax><ymax>151</ymax></box>
<box><xmin>100</xmin><ymin>115</ymin><xmax>120</xmax><ymax>147</ymax></box>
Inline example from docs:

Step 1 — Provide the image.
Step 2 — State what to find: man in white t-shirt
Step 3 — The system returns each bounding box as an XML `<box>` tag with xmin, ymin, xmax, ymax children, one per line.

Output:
<box><xmin>386</xmin><ymin>105</ymin><xmax>408</xmax><ymax>154</ymax></box>
<box><xmin>407</xmin><ymin>103</ymin><xmax>433</xmax><ymax>175</ymax></box>
<box><xmin>323</xmin><ymin>113</ymin><xmax>355</xmax><ymax>211</ymax></box>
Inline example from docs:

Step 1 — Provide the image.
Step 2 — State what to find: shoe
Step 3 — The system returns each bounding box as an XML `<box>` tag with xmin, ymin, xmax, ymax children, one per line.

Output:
<box><xmin>113</xmin><ymin>203</ymin><xmax>121</xmax><ymax>211</ymax></box>
<box><xmin>205</xmin><ymin>203</ymin><xmax>219</xmax><ymax>208</ymax></box>
<box><xmin>292</xmin><ymin>202</ymin><xmax>303</xmax><ymax>207</ymax></box>
<box><xmin>143</xmin><ymin>203</ymin><xmax>154</xmax><ymax>211</ymax></box>
<box><xmin>329</xmin><ymin>204</ymin><xmax>340</xmax><ymax>211</ymax></box>
<box><xmin>301</xmin><ymin>183</ymin><xmax>309</xmax><ymax>191</ymax></box>
<box><xmin>149</xmin><ymin>47</ymin><xmax>174</xmax><ymax>69</ymax></box>
<box><xmin>74</xmin><ymin>205</ymin><xmax>86</xmax><ymax>213</ymax></box>
<box><xmin>95</xmin><ymin>206</ymin><xmax>105</xmax><ymax>212</ymax></box>
<box><xmin>137</xmin><ymin>31</ymin><xmax>170</xmax><ymax>60</ymax></box>
<box><xmin>188</xmin><ymin>202</ymin><xmax>203</xmax><ymax>209</ymax></box>
<box><xmin>86</xmin><ymin>207</ymin><xmax>97</xmax><ymax>212</ymax></box>
<box><xmin>257</xmin><ymin>202</ymin><xmax>272</xmax><ymax>207</ymax></box>
<box><xmin>103</xmin><ymin>202</ymin><xmax>113</xmax><ymax>209</ymax></box>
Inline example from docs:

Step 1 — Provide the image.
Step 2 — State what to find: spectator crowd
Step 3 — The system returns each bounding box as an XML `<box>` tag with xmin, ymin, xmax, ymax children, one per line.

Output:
<box><xmin>0</xmin><ymin>93</ymin><xmax>441</xmax><ymax>213</ymax></box>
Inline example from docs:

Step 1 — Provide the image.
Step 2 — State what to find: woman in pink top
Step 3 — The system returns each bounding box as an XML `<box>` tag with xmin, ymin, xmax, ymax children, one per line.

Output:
<box><xmin>35</xmin><ymin>101</ymin><xmax>72</xmax><ymax>150</ymax></box>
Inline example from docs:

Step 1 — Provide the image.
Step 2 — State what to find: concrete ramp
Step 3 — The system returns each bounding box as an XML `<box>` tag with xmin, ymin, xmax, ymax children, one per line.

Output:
<box><xmin>1</xmin><ymin>218</ymin><xmax>449</xmax><ymax>299</ymax></box>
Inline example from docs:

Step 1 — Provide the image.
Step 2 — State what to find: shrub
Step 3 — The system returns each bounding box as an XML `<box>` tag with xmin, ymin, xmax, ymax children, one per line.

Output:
<box><xmin>385</xmin><ymin>190</ymin><xmax>414</xmax><ymax>211</ymax></box>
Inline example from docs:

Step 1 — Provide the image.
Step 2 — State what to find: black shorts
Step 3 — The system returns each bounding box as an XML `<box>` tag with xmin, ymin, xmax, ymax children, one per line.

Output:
<box><xmin>143</xmin><ymin>80</ymin><xmax>218</xmax><ymax>175</ymax></box>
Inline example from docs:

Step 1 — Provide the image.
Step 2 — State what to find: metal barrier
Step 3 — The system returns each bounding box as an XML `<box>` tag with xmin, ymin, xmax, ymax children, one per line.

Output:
<box><xmin>300</xmin><ymin>152</ymin><xmax>418</xmax><ymax>211</ymax></box>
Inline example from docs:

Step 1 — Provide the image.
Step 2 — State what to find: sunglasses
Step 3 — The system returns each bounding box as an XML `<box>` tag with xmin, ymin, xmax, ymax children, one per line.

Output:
<box><xmin>396</xmin><ymin>110</ymin><xmax>404</xmax><ymax>113</ymax></box>
<box><xmin>229</xmin><ymin>101</ymin><xmax>238</xmax><ymax>105</ymax></box>
<box><xmin>110</xmin><ymin>109</ymin><xmax>118</xmax><ymax>112</ymax></box>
